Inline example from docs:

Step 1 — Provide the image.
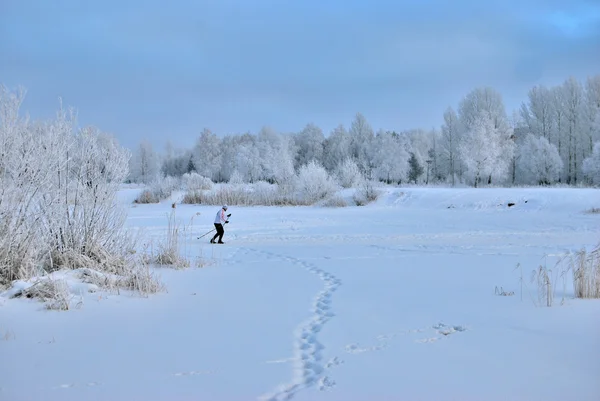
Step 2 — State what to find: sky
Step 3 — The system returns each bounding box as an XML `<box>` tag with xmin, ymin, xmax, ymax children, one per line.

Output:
<box><xmin>1</xmin><ymin>0</ymin><xmax>599</xmax><ymax>151</ymax></box>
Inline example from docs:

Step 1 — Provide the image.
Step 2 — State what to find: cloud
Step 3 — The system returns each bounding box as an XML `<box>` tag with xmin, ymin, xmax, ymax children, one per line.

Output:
<box><xmin>1</xmin><ymin>0</ymin><xmax>598</xmax><ymax>149</ymax></box>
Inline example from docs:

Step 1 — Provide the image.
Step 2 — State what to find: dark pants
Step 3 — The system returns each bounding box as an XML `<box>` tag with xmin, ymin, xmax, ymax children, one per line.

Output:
<box><xmin>211</xmin><ymin>223</ymin><xmax>224</xmax><ymax>242</ymax></box>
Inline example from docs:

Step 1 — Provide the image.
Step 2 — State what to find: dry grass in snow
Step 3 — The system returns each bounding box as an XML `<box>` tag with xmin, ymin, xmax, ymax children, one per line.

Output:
<box><xmin>570</xmin><ymin>246</ymin><xmax>600</xmax><ymax>299</ymax></box>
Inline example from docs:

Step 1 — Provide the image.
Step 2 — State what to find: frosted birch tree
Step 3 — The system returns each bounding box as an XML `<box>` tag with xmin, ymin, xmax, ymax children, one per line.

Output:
<box><xmin>129</xmin><ymin>140</ymin><xmax>159</xmax><ymax>183</ymax></box>
<box><xmin>440</xmin><ymin>107</ymin><xmax>463</xmax><ymax>185</ymax></box>
<box><xmin>192</xmin><ymin>128</ymin><xmax>222</xmax><ymax>181</ymax></box>
<box><xmin>520</xmin><ymin>85</ymin><xmax>555</xmax><ymax>140</ymax></box>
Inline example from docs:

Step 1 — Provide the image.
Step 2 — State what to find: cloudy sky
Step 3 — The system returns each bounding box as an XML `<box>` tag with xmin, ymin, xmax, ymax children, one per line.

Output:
<box><xmin>1</xmin><ymin>0</ymin><xmax>599</xmax><ymax>150</ymax></box>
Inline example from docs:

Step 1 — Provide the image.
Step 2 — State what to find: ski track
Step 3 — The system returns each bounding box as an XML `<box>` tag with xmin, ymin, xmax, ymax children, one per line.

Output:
<box><xmin>235</xmin><ymin>247</ymin><xmax>341</xmax><ymax>401</ymax></box>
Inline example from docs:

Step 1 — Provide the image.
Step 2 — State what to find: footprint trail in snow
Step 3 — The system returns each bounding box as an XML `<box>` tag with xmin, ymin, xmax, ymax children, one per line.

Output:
<box><xmin>238</xmin><ymin>248</ymin><xmax>341</xmax><ymax>401</ymax></box>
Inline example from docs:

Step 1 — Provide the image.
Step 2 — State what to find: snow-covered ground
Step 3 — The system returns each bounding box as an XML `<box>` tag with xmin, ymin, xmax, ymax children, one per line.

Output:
<box><xmin>2</xmin><ymin>186</ymin><xmax>600</xmax><ymax>401</ymax></box>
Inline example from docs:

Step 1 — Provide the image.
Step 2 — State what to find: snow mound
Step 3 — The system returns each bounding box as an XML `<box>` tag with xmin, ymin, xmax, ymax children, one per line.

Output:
<box><xmin>374</xmin><ymin>187</ymin><xmax>599</xmax><ymax>213</ymax></box>
<box><xmin>1</xmin><ymin>268</ymin><xmax>131</xmax><ymax>310</ymax></box>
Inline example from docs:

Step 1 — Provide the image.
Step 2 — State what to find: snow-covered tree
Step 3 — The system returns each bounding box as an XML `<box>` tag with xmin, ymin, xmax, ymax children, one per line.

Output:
<box><xmin>370</xmin><ymin>130</ymin><xmax>409</xmax><ymax>183</ymax></box>
<box><xmin>584</xmin><ymin>76</ymin><xmax>600</xmax><ymax>156</ymax></box>
<box><xmin>129</xmin><ymin>140</ymin><xmax>159</xmax><ymax>183</ymax></box>
<box><xmin>335</xmin><ymin>158</ymin><xmax>363</xmax><ymax>188</ymax></box>
<box><xmin>520</xmin><ymin>85</ymin><xmax>555</xmax><ymax>141</ymax></box>
<box><xmin>561</xmin><ymin>77</ymin><xmax>585</xmax><ymax>184</ymax></box>
<box><xmin>192</xmin><ymin>128</ymin><xmax>222</xmax><ymax>181</ymax></box>
<box><xmin>582</xmin><ymin>142</ymin><xmax>600</xmax><ymax>185</ymax></box>
<box><xmin>349</xmin><ymin>113</ymin><xmax>374</xmax><ymax>176</ymax></box>
<box><xmin>323</xmin><ymin>124</ymin><xmax>351</xmax><ymax>172</ymax></box>
<box><xmin>517</xmin><ymin>134</ymin><xmax>563</xmax><ymax>185</ymax></box>
<box><xmin>439</xmin><ymin>107</ymin><xmax>463</xmax><ymax>185</ymax></box>
<box><xmin>232</xmin><ymin>134</ymin><xmax>262</xmax><ymax>183</ymax></box>
<box><xmin>458</xmin><ymin>87</ymin><xmax>510</xmax><ymax>134</ymax></box>
<box><xmin>294</xmin><ymin>123</ymin><xmax>324</xmax><ymax>169</ymax></box>
<box><xmin>458</xmin><ymin>113</ymin><xmax>512</xmax><ymax>187</ymax></box>
<box><xmin>256</xmin><ymin>127</ymin><xmax>295</xmax><ymax>188</ymax></box>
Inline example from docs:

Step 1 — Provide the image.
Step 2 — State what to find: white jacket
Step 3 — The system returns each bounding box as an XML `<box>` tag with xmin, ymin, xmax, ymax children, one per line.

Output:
<box><xmin>214</xmin><ymin>209</ymin><xmax>227</xmax><ymax>224</ymax></box>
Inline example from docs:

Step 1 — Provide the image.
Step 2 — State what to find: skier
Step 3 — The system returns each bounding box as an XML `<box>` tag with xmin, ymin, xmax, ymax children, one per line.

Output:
<box><xmin>210</xmin><ymin>205</ymin><xmax>230</xmax><ymax>244</ymax></box>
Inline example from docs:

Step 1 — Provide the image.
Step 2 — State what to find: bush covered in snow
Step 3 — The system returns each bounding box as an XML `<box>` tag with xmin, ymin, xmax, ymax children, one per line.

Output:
<box><xmin>0</xmin><ymin>85</ymin><xmax>163</xmax><ymax>297</ymax></box>
<box><xmin>133</xmin><ymin>175</ymin><xmax>181</xmax><ymax>204</ymax></box>
<box><xmin>353</xmin><ymin>179</ymin><xmax>381</xmax><ymax>206</ymax></box>
<box><xmin>182</xmin><ymin>164</ymin><xmax>341</xmax><ymax>207</ymax></box>
<box><xmin>182</xmin><ymin>172</ymin><xmax>213</xmax><ymax>191</ymax></box>
<box><xmin>335</xmin><ymin>158</ymin><xmax>363</xmax><ymax>188</ymax></box>
<box><xmin>295</xmin><ymin>161</ymin><xmax>339</xmax><ymax>205</ymax></box>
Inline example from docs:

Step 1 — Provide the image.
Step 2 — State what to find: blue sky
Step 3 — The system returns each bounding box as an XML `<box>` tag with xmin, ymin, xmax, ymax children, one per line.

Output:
<box><xmin>1</xmin><ymin>0</ymin><xmax>599</xmax><ymax>151</ymax></box>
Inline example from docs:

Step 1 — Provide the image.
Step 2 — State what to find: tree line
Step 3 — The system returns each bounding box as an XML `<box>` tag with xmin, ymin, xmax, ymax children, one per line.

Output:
<box><xmin>129</xmin><ymin>74</ymin><xmax>600</xmax><ymax>188</ymax></box>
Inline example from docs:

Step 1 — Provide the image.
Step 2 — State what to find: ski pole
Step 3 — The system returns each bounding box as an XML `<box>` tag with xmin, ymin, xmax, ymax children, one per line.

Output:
<box><xmin>197</xmin><ymin>229</ymin><xmax>215</xmax><ymax>239</ymax></box>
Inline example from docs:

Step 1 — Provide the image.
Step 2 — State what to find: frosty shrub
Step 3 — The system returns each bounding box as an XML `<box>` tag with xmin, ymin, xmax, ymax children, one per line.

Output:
<box><xmin>0</xmin><ymin>84</ymin><xmax>164</xmax><ymax>296</ymax></box>
<box><xmin>353</xmin><ymin>179</ymin><xmax>381</xmax><ymax>206</ymax></box>
<box><xmin>134</xmin><ymin>175</ymin><xmax>180</xmax><ymax>204</ymax></box>
<box><xmin>185</xmin><ymin>181</ymin><xmax>292</xmax><ymax>206</ymax></box>
<box><xmin>295</xmin><ymin>161</ymin><xmax>339</xmax><ymax>205</ymax></box>
<box><xmin>322</xmin><ymin>195</ymin><xmax>348</xmax><ymax>207</ymax></box>
<box><xmin>336</xmin><ymin>158</ymin><xmax>363</xmax><ymax>188</ymax></box>
<box><xmin>134</xmin><ymin>189</ymin><xmax>161</xmax><ymax>204</ymax></box>
<box><xmin>181</xmin><ymin>190</ymin><xmax>203</xmax><ymax>204</ymax></box>
<box><xmin>248</xmin><ymin>181</ymin><xmax>281</xmax><ymax>205</ymax></box>
<box><xmin>182</xmin><ymin>172</ymin><xmax>213</xmax><ymax>191</ymax></box>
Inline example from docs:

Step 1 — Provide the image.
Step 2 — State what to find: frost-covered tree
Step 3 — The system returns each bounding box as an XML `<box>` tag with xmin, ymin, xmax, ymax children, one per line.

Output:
<box><xmin>192</xmin><ymin>128</ymin><xmax>222</xmax><ymax>181</ymax></box>
<box><xmin>161</xmin><ymin>148</ymin><xmax>193</xmax><ymax>178</ymax></box>
<box><xmin>457</xmin><ymin>88</ymin><xmax>514</xmax><ymax>186</ymax></box>
<box><xmin>349</xmin><ymin>113</ymin><xmax>374</xmax><ymax>175</ymax></box>
<box><xmin>256</xmin><ymin>127</ymin><xmax>295</xmax><ymax>188</ymax></box>
<box><xmin>584</xmin><ymin>76</ymin><xmax>600</xmax><ymax>156</ymax></box>
<box><xmin>458</xmin><ymin>114</ymin><xmax>512</xmax><ymax>187</ymax></box>
<box><xmin>459</xmin><ymin>87</ymin><xmax>510</xmax><ymax>134</ymax></box>
<box><xmin>323</xmin><ymin>124</ymin><xmax>351</xmax><ymax>172</ymax></box>
<box><xmin>440</xmin><ymin>107</ymin><xmax>463</xmax><ymax>185</ymax></box>
<box><xmin>517</xmin><ymin>134</ymin><xmax>563</xmax><ymax>185</ymax></box>
<box><xmin>370</xmin><ymin>130</ymin><xmax>408</xmax><ymax>183</ymax></box>
<box><xmin>582</xmin><ymin>142</ymin><xmax>600</xmax><ymax>185</ymax></box>
<box><xmin>129</xmin><ymin>140</ymin><xmax>159</xmax><ymax>183</ymax></box>
<box><xmin>520</xmin><ymin>85</ymin><xmax>555</xmax><ymax>141</ymax></box>
<box><xmin>335</xmin><ymin>158</ymin><xmax>363</xmax><ymax>188</ymax></box>
<box><xmin>232</xmin><ymin>134</ymin><xmax>262</xmax><ymax>183</ymax></box>
<box><xmin>561</xmin><ymin>77</ymin><xmax>585</xmax><ymax>184</ymax></box>
<box><xmin>294</xmin><ymin>123</ymin><xmax>324</xmax><ymax>169</ymax></box>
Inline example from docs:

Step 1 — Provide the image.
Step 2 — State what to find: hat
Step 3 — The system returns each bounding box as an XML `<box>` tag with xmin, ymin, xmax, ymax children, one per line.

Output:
<box><xmin>222</xmin><ymin>205</ymin><xmax>228</xmax><ymax>210</ymax></box>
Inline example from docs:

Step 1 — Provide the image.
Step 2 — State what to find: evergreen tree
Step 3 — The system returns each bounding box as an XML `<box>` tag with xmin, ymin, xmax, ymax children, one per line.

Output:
<box><xmin>408</xmin><ymin>152</ymin><xmax>424</xmax><ymax>183</ymax></box>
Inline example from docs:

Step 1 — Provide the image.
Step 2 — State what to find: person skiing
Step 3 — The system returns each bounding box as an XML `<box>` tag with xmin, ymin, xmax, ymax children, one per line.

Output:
<box><xmin>210</xmin><ymin>205</ymin><xmax>230</xmax><ymax>244</ymax></box>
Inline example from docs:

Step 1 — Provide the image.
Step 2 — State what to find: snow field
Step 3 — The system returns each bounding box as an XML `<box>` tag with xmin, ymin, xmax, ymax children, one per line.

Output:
<box><xmin>1</xmin><ymin>186</ymin><xmax>599</xmax><ymax>401</ymax></box>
